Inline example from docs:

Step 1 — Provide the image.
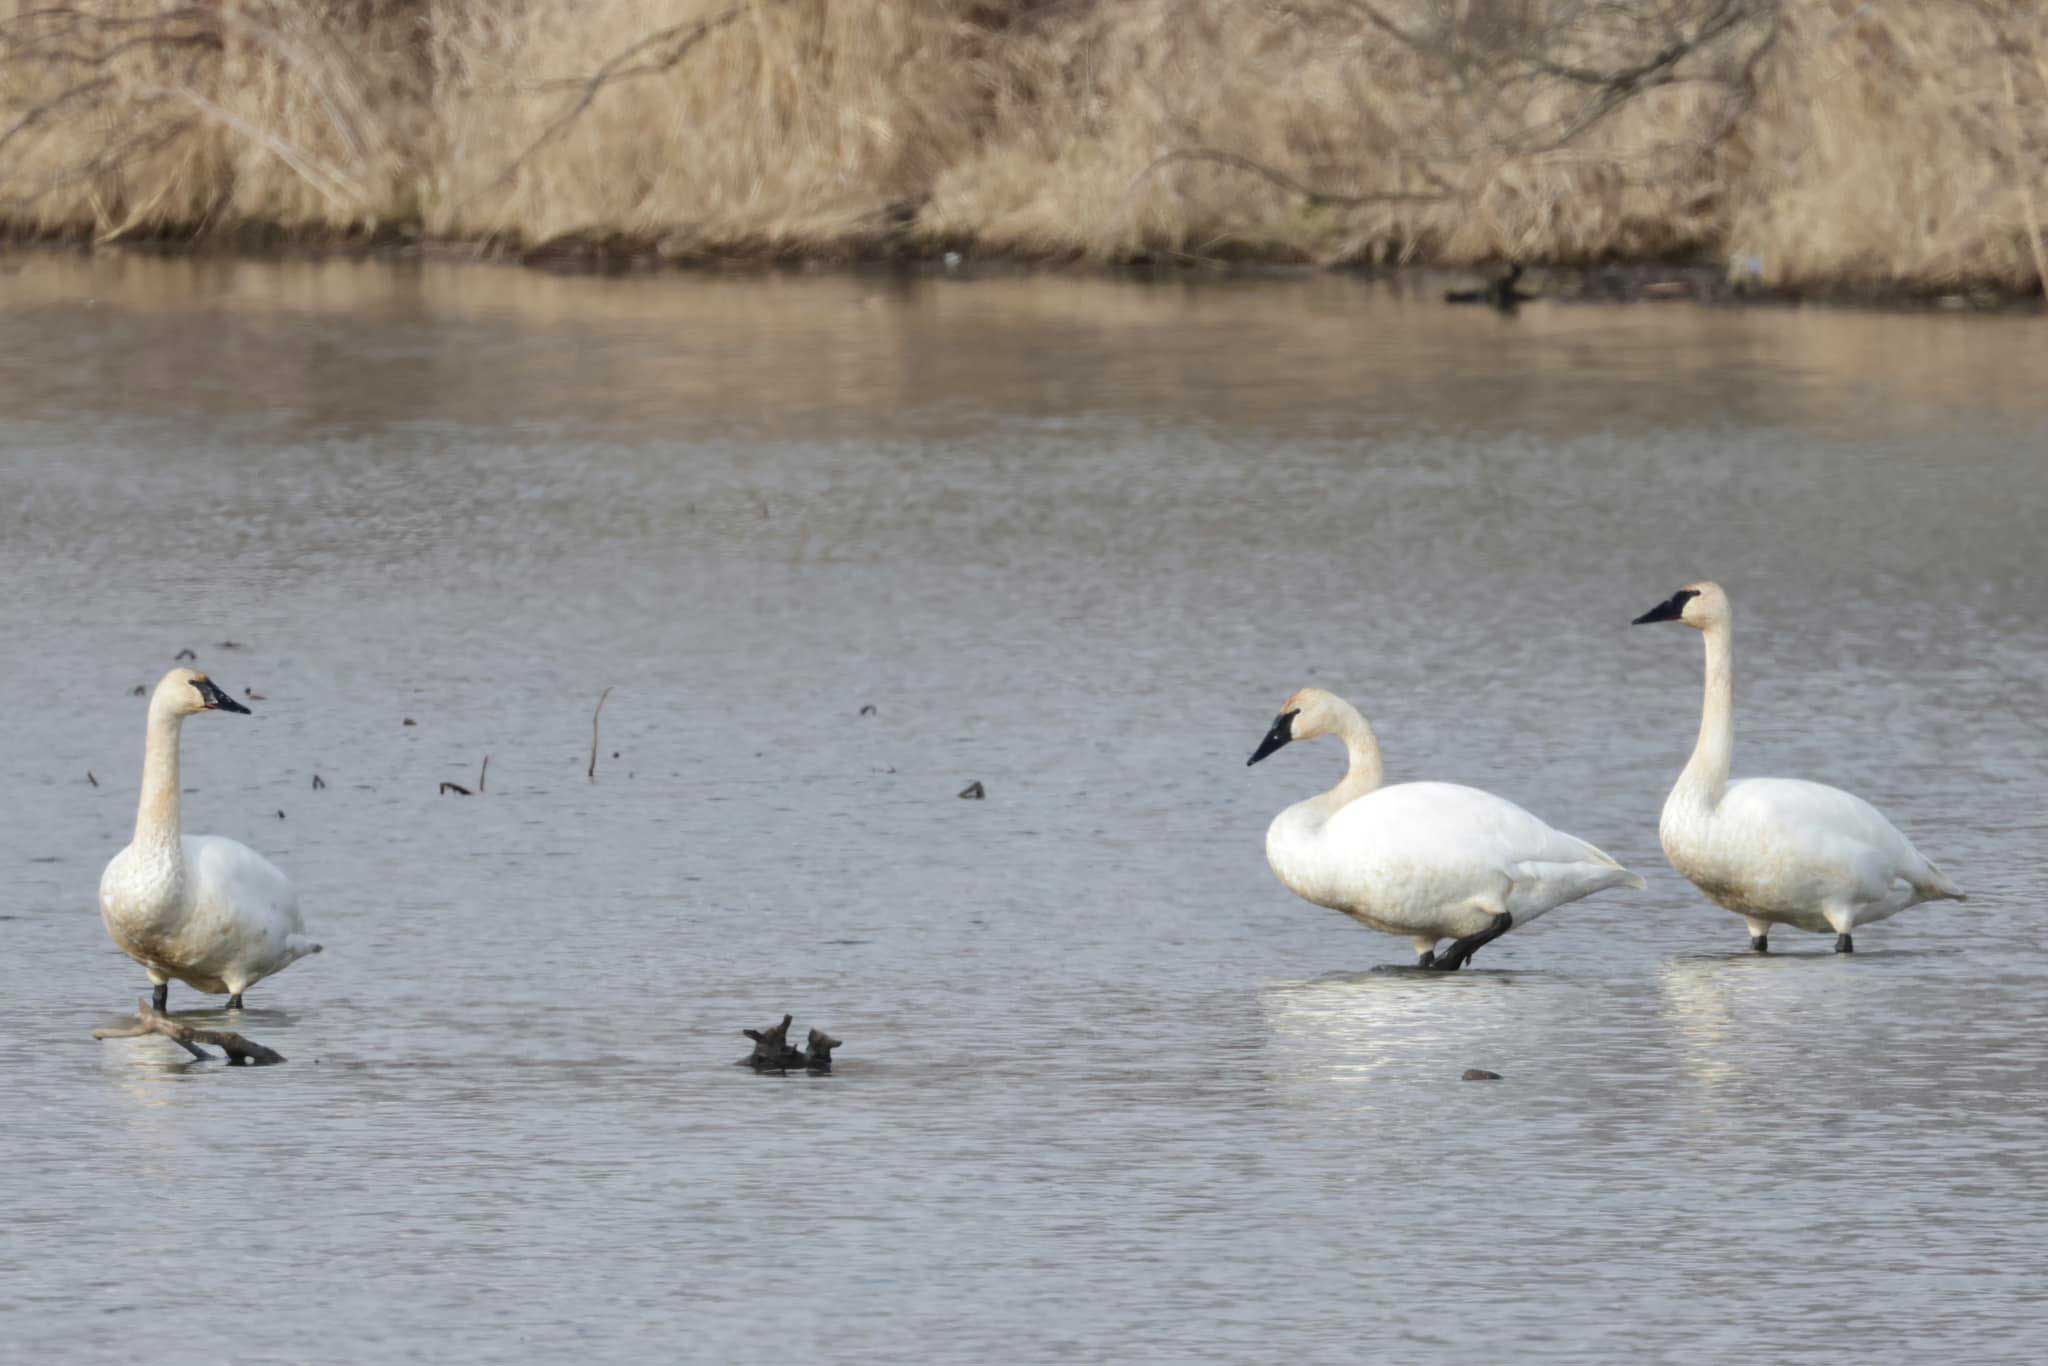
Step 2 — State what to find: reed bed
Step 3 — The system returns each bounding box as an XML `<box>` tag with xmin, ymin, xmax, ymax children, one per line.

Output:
<box><xmin>2</xmin><ymin>1</ymin><xmax>2042</xmax><ymax>292</ymax></box>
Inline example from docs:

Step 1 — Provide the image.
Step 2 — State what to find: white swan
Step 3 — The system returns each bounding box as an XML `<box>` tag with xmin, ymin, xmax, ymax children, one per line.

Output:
<box><xmin>1632</xmin><ymin>581</ymin><xmax>1966</xmax><ymax>952</ymax></box>
<box><xmin>1247</xmin><ymin>687</ymin><xmax>1645</xmax><ymax>970</ymax></box>
<box><xmin>98</xmin><ymin>668</ymin><xmax>321</xmax><ymax>1010</ymax></box>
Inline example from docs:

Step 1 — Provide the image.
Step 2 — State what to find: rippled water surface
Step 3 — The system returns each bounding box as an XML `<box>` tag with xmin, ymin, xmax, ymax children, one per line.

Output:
<box><xmin>2</xmin><ymin>256</ymin><xmax>2044</xmax><ymax>1363</ymax></box>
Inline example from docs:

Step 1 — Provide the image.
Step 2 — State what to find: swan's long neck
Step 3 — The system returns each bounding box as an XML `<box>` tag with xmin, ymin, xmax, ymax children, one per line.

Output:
<box><xmin>1321</xmin><ymin>698</ymin><xmax>1385</xmax><ymax>810</ymax></box>
<box><xmin>135</xmin><ymin>705</ymin><xmax>186</xmax><ymax>850</ymax></box>
<box><xmin>1679</xmin><ymin>620</ymin><xmax>1734</xmax><ymax>802</ymax></box>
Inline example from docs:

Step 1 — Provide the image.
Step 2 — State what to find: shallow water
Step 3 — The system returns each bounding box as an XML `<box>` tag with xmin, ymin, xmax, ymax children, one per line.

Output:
<box><xmin>2</xmin><ymin>256</ymin><xmax>2044</xmax><ymax>1363</ymax></box>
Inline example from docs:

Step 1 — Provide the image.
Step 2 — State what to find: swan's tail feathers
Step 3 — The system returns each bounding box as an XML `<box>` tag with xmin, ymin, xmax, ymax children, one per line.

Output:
<box><xmin>1920</xmin><ymin>864</ymin><xmax>1967</xmax><ymax>903</ymax></box>
<box><xmin>1567</xmin><ymin>836</ymin><xmax>1647</xmax><ymax>891</ymax></box>
<box><xmin>284</xmin><ymin>935</ymin><xmax>324</xmax><ymax>963</ymax></box>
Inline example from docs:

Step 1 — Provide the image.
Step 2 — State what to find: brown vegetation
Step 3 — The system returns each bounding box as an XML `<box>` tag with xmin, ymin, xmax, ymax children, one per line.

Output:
<box><xmin>2</xmin><ymin>2</ymin><xmax>2043</xmax><ymax>293</ymax></box>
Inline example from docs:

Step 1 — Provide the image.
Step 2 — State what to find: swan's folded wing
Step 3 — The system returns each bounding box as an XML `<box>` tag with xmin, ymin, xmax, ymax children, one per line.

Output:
<box><xmin>1718</xmin><ymin>778</ymin><xmax>1940</xmax><ymax>895</ymax></box>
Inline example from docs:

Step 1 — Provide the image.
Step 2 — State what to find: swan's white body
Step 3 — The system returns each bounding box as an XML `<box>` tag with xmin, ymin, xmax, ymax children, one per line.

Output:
<box><xmin>1255</xmin><ymin>689</ymin><xmax>1643</xmax><ymax>963</ymax></box>
<box><xmin>98</xmin><ymin>670</ymin><xmax>320</xmax><ymax>1000</ymax></box>
<box><xmin>1641</xmin><ymin>582</ymin><xmax>1964</xmax><ymax>942</ymax></box>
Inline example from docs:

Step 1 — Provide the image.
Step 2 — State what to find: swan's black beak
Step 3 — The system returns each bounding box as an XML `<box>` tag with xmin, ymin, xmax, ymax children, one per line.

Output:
<box><xmin>1632</xmin><ymin>589</ymin><xmax>1696</xmax><ymax>625</ymax></box>
<box><xmin>194</xmin><ymin>677</ymin><xmax>251</xmax><ymax>714</ymax></box>
<box><xmin>1247</xmin><ymin>711</ymin><xmax>1298</xmax><ymax>766</ymax></box>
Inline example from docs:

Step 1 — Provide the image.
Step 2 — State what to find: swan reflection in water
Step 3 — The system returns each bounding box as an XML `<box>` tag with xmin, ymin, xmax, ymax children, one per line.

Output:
<box><xmin>1256</xmin><ymin>966</ymin><xmax>1567</xmax><ymax>1101</ymax></box>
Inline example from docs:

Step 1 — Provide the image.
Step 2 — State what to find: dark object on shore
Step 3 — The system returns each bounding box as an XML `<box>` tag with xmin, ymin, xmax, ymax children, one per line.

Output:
<box><xmin>1462</xmin><ymin>1068</ymin><xmax>1503</xmax><ymax>1081</ymax></box>
<box><xmin>1445</xmin><ymin>263</ymin><xmax>1534</xmax><ymax>311</ymax></box>
<box><xmin>312</xmin><ymin>774</ymin><xmax>326</xmax><ymax>790</ymax></box>
<box><xmin>958</xmin><ymin>780</ymin><xmax>985</xmax><ymax>799</ymax></box>
<box><xmin>741</xmin><ymin>1014</ymin><xmax>844</xmax><ymax>1074</ymax></box>
<box><xmin>94</xmin><ymin>998</ymin><xmax>285</xmax><ymax>1065</ymax></box>
<box><xmin>438</xmin><ymin>781</ymin><xmax>472</xmax><ymax>796</ymax></box>
<box><xmin>174</xmin><ymin>648</ymin><xmax>197</xmax><ymax>661</ymax></box>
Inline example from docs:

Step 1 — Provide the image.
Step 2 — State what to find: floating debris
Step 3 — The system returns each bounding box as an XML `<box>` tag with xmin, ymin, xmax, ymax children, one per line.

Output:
<box><xmin>402</xmin><ymin>717</ymin><xmax>417</xmax><ymax>727</ymax></box>
<box><xmin>173</xmin><ymin>648</ymin><xmax>197</xmax><ymax>661</ymax></box>
<box><xmin>438</xmin><ymin>781</ymin><xmax>472</xmax><ymax>796</ymax></box>
<box><xmin>276</xmin><ymin>810</ymin><xmax>286</xmax><ymax>819</ymax></box>
<box><xmin>1462</xmin><ymin>1069</ymin><xmax>1503</xmax><ymax>1082</ymax></box>
<box><xmin>588</xmin><ymin>687</ymin><xmax>613</xmax><ymax>781</ymax></box>
<box><xmin>958</xmin><ymin>780</ymin><xmax>985</xmax><ymax>800</ymax></box>
<box><xmin>859</xmin><ymin>704</ymin><xmax>877</xmax><ymax>716</ymax></box>
<box><xmin>245</xmin><ymin>688</ymin><xmax>266</xmax><ymax>701</ymax></box>
<box><xmin>94</xmin><ymin>998</ymin><xmax>284</xmax><ymax>1065</ymax></box>
<box><xmin>129</xmin><ymin>685</ymin><xmax>145</xmax><ymax>696</ymax></box>
<box><xmin>312</xmin><ymin>774</ymin><xmax>326</xmax><ymax>790</ymax></box>
<box><xmin>87</xmin><ymin>770</ymin><xmax>98</xmax><ymax>787</ymax></box>
<box><xmin>218</xmin><ymin>641</ymin><xmax>244</xmax><ymax>650</ymax></box>
<box><xmin>740</xmin><ymin>1014</ymin><xmax>842</xmax><ymax>1074</ymax></box>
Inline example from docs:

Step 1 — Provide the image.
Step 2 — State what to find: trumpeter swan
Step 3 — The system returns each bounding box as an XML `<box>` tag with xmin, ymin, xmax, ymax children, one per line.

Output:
<box><xmin>1632</xmin><ymin>581</ymin><xmax>1965</xmax><ymax>952</ymax></box>
<box><xmin>98</xmin><ymin>668</ymin><xmax>320</xmax><ymax>1010</ymax></box>
<box><xmin>1246</xmin><ymin>687</ymin><xmax>1644</xmax><ymax>970</ymax></box>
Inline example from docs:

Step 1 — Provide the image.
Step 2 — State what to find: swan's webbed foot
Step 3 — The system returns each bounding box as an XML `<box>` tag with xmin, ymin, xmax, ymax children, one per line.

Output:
<box><xmin>224</xmin><ymin>993</ymin><xmax>245</xmax><ymax>1010</ymax></box>
<box><xmin>1833</xmin><ymin>933</ymin><xmax>1853</xmax><ymax>955</ymax></box>
<box><xmin>1417</xmin><ymin>950</ymin><xmax>1436</xmax><ymax>968</ymax></box>
<box><xmin>1749</xmin><ymin>934</ymin><xmax>1769</xmax><ymax>954</ymax></box>
<box><xmin>1430</xmin><ymin>912</ymin><xmax>1513</xmax><ymax>972</ymax></box>
<box><xmin>150</xmin><ymin>982</ymin><xmax>168</xmax><ymax>1013</ymax></box>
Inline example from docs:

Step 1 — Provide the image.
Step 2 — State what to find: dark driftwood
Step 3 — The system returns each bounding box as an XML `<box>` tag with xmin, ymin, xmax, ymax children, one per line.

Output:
<box><xmin>958</xmin><ymin>780</ymin><xmax>985</xmax><ymax>800</ymax></box>
<box><xmin>1462</xmin><ymin>1068</ymin><xmax>1503</xmax><ymax>1081</ymax></box>
<box><xmin>588</xmin><ymin>687</ymin><xmax>613</xmax><ymax>780</ymax></box>
<box><xmin>94</xmin><ymin>999</ymin><xmax>285</xmax><ymax>1065</ymax></box>
<box><xmin>741</xmin><ymin>1014</ymin><xmax>842</xmax><ymax>1074</ymax></box>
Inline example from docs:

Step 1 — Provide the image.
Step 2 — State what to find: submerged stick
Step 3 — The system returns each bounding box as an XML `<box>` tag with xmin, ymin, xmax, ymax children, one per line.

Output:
<box><xmin>588</xmin><ymin>687</ymin><xmax>613</xmax><ymax>781</ymax></box>
<box><xmin>94</xmin><ymin>999</ymin><xmax>285</xmax><ymax>1065</ymax></box>
<box><xmin>479</xmin><ymin>754</ymin><xmax>490</xmax><ymax>793</ymax></box>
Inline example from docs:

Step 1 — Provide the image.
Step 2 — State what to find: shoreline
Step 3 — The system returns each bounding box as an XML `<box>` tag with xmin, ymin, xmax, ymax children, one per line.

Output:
<box><xmin>6</xmin><ymin>231</ymin><xmax>2043</xmax><ymax>316</ymax></box>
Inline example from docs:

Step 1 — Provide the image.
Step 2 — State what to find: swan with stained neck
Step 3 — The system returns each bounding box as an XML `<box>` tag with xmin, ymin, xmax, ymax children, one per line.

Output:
<box><xmin>1247</xmin><ymin>686</ymin><xmax>1643</xmax><ymax>970</ymax></box>
<box><xmin>98</xmin><ymin>668</ymin><xmax>321</xmax><ymax>1011</ymax></box>
<box><xmin>1632</xmin><ymin>581</ymin><xmax>1965</xmax><ymax>953</ymax></box>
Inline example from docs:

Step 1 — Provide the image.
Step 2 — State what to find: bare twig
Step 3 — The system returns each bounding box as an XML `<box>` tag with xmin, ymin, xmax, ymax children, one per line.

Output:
<box><xmin>1126</xmin><ymin>147</ymin><xmax>1451</xmax><ymax>212</ymax></box>
<box><xmin>478</xmin><ymin>754</ymin><xmax>489</xmax><ymax>793</ymax></box>
<box><xmin>94</xmin><ymin>999</ymin><xmax>285</xmax><ymax>1065</ymax></box>
<box><xmin>588</xmin><ymin>687</ymin><xmax>612</xmax><ymax>782</ymax></box>
<box><xmin>470</xmin><ymin>2</ymin><xmax>759</xmax><ymax>202</ymax></box>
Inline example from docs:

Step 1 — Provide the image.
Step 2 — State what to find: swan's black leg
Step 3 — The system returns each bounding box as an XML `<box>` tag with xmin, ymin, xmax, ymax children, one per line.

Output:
<box><xmin>1750</xmin><ymin>934</ymin><xmax>1769</xmax><ymax>954</ymax></box>
<box><xmin>224</xmin><ymin>992</ymin><xmax>245</xmax><ymax>1010</ymax></box>
<box><xmin>151</xmin><ymin>982</ymin><xmax>168</xmax><ymax>1012</ymax></box>
<box><xmin>1431</xmin><ymin>912</ymin><xmax>1513</xmax><ymax>972</ymax></box>
<box><xmin>1834</xmin><ymin>933</ymin><xmax>1854</xmax><ymax>955</ymax></box>
<box><xmin>1417</xmin><ymin>950</ymin><xmax>1436</xmax><ymax>968</ymax></box>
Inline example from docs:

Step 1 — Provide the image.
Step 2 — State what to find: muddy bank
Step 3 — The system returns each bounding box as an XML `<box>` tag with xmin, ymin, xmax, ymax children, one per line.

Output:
<box><xmin>5</xmin><ymin>234</ymin><xmax>2039</xmax><ymax>315</ymax></box>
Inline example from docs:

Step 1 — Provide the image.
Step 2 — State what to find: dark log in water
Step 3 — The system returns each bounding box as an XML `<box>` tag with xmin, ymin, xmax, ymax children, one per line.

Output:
<box><xmin>741</xmin><ymin>1015</ymin><xmax>843</xmax><ymax>1074</ymax></box>
<box><xmin>94</xmin><ymin>1000</ymin><xmax>286</xmax><ymax>1065</ymax></box>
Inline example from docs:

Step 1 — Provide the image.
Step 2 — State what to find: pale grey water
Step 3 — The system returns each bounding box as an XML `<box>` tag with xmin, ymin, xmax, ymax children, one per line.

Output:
<box><xmin>1</xmin><ymin>256</ymin><xmax>2045</xmax><ymax>1363</ymax></box>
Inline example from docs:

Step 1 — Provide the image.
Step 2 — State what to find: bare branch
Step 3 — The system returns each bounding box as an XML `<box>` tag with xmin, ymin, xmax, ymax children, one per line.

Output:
<box><xmin>95</xmin><ymin>999</ymin><xmax>286</xmax><ymax>1065</ymax></box>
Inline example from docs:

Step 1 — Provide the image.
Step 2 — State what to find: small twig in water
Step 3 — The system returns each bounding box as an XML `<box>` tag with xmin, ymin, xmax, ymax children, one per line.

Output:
<box><xmin>174</xmin><ymin>648</ymin><xmax>196</xmax><ymax>661</ymax></box>
<box><xmin>588</xmin><ymin>687</ymin><xmax>613</xmax><ymax>781</ymax></box>
<box><xmin>312</xmin><ymin>774</ymin><xmax>326</xmax><ymax>790</ymax></box>
<box><xmin>87</xmin><ymin>770</ymin><xmax>98</xmax><ymax>787</ymax></box>
<box><xmin>958</xmin><ymin>780</ymin><xmax>985</xmax><ymax>800</ymax></box>
<box><xmin>94</xmin><ymin>999</ymin><xmax>285</xmax><ymax>1065</ymax></box>
<box><xmin>439</xmin><ymin>781</ymin><xmax>472</xmax><ymax>796</ymax></box>
<box><xmin>478</xmin><ymin>755</ymin><xmax>490</xmax><ymax>793</ymax></box>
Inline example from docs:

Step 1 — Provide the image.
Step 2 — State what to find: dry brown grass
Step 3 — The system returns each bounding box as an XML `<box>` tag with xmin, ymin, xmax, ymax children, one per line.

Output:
<box><xmin>2</xmin><ymin>1</ymin><xmax>2043</xmax><ymax>291</ymax></box>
